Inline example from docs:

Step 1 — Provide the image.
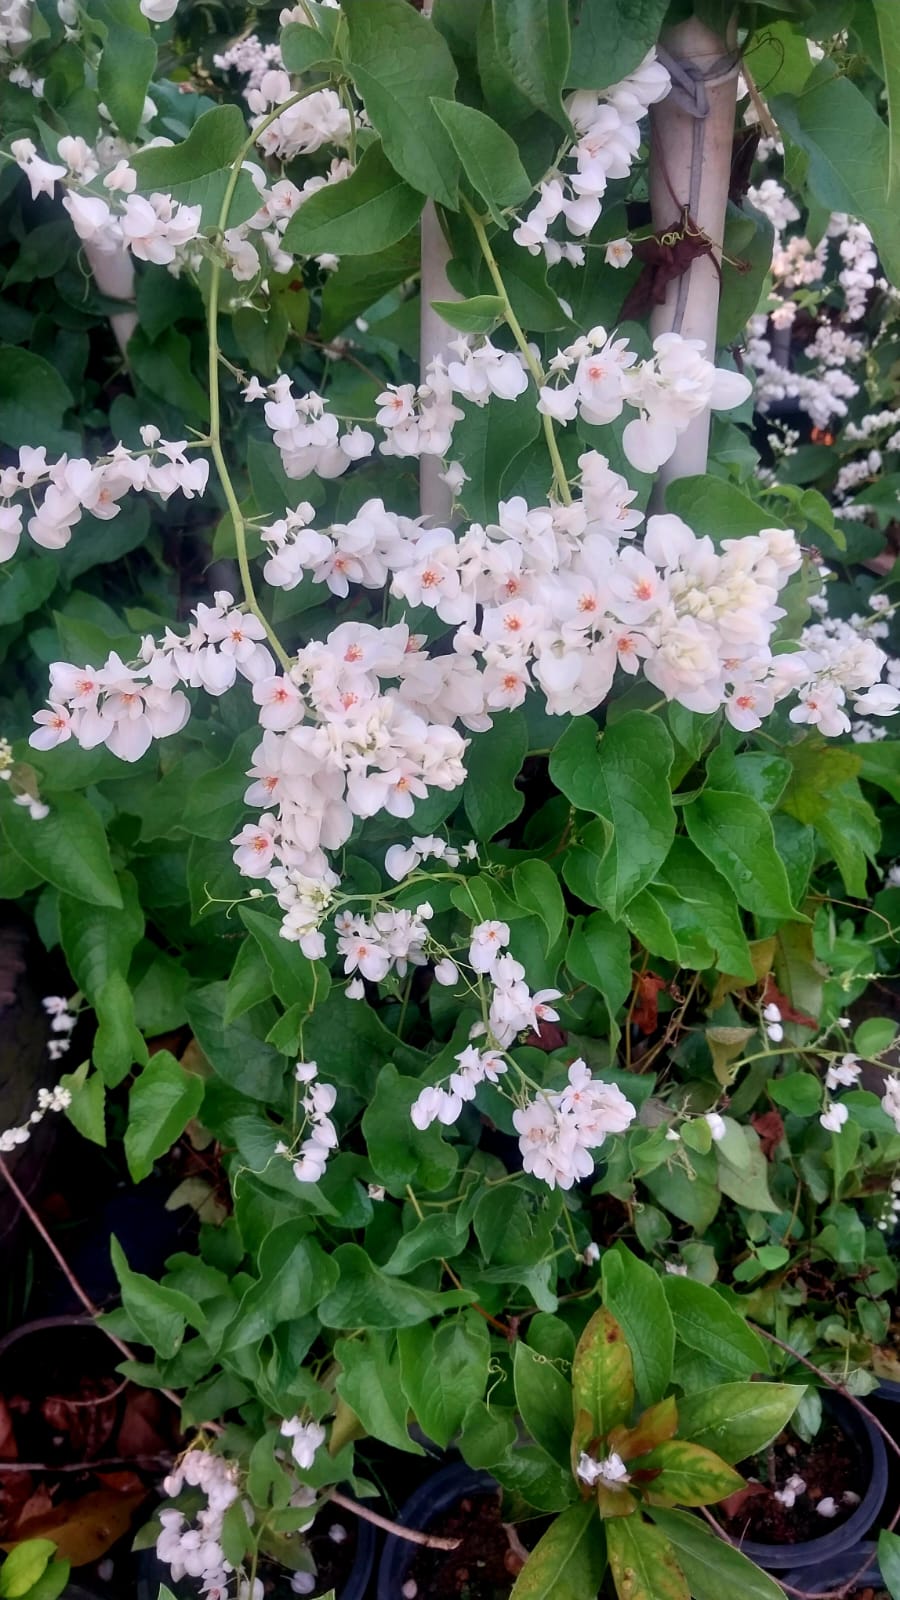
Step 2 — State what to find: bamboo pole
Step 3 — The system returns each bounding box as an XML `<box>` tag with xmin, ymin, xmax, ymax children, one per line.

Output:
<box><xmin>648</xmin><ymin>15</ymin><xmax>740</xmax><ymax>488</ymax></box>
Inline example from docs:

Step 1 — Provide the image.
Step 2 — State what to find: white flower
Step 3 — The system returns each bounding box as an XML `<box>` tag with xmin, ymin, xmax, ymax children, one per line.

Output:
<box><xmin>604</xmin><ymin>238</ymin><xmax>633</xmax><ymax>268</ymax></box>
<box><xmin>280</xmin><ymin>1417</ymin><xmax>326</xmax><ymax>1471</ymax></box>
<box><xmin>576</xmin><ymin>1450</ymin><xmax>629</xmax><ymax>1487</ymax></box>
<box><xmin>140</xmin><ymin>0</ymin><xmax>178</xmax><ymax>18</ymax></box>
<box><xmin>825</xmin><ymin>1055</ymin><xmax>861</xmax><ymax>1090</ymax></box>
<box><xmin>816</xmin><ymin>1497</ymin><xmax>838</xmax><ymax>1518</ymax></box>
<box><xmin>704</xmin><ymin>1112</ymin><xmax>727</xmax><ymax>1142</ymax></box>
<box><xmin>469</xmin><ymin>920</ymin><xmax>510</xmax><ymax>973</ymax></box>
<box><xmin>820</xmin><ymin>1101</ymin><xmax>849</xmax><ymax>1133</ymax></box>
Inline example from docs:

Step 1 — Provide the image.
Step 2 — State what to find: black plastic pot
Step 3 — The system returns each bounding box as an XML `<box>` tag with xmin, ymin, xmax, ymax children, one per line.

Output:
<box><xmin>720</xmin><ymin>1393</ymin><xmax>888</xmax><ymax>1570</ymax></box>
<box><xmin>785</xmin><ymin>1542</ymin><xmax>881</xmax><ymax>1594</ymax></box>
<box><xmin>377</xmin><ymin>1462</ymin><xmax>498</xmax><ymax>1600</ymax></box>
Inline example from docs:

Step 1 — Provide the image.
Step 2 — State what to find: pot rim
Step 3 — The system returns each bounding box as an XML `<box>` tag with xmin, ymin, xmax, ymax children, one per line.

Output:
<box><xmin>376</xmin><ymin>1461</ymin><xmax>499</xmax><ymax>1599</ymax></box>
<box><xmin>711</xmin><ymin>1391</ymin><xmax>889</xmax><ymax>1569</ymax></box>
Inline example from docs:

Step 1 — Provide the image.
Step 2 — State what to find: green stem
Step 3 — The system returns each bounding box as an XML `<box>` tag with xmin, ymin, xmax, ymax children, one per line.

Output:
<box><xmin>207</xmin><ymin>87</ymin><xmax>324</xmax><ymax>674</ymax></box>
<box><xmin>462</xmin><ymin>196</ymin><xmax>572</xmax><ymax>506</ymax></box>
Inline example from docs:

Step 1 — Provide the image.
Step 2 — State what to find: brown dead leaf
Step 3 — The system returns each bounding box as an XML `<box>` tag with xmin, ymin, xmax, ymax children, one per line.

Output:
<box><xmin>718</xmin><ymin>1482</ymin><xmax>767</xmax><ymax>1521</ymax></box>
<box><xmin>753</xmin><ymin>1110</ymin><xmax>786</xmax><ymax>1160</ymax></box>
<box><xmin>633</xmin><ymin>973</ymin><xmax>667</xmax><ymax>1035</ymax></box>
<box><xmin>116</xmin><ymin>1390</ymin><xmax>166</xmax><ymax>1460</ymax></box>
<box><xmin>6</xmin><ymin>1479</ymin><xmax>149</xmax><ymax>1565</ymax></box>
<box><xmin>0</xmin><ymin>1399</ymin><xmax>17</xmax><ymax>1461</ymax></box>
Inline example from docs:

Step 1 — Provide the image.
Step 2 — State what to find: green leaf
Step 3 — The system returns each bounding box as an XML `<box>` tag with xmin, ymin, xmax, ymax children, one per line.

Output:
<box><xmin>224</xmin><ymin>938</ymin><xmax>273</xmax><ymax>1024</ymax></box>
<box><xmin>335</xmin><ymin>1332</ymin><xmax>423</xmax><ymax>1455</ymax></box>
<box><xmin>665</xmin><ymin>476</ymin><xmax>784</xmax><ymax>540</ymax></box>
<box><xmin>398</xmin><ymin>1311</ymin><xmax>490</xmax><ymax>1448</ymax></box>
<box><xmin>510</xmin><ymin>1502</ymin><xmax>607</xmax><ymax>1600</ymax></box>
<box><xmin>649</xmin><ymin>1507</ymin><xmax>790</xmax><ymax>1600</ymax></box>
<box><xmin>0</xmin><ymin>791</ymin><xmax>121</xmax><ymax>908</ymax></box>
<box><xmin>60</xmin><ymin>1063</ymin><xmax>106</xmax><ymax>1148</ymax></box>
<box><xmin>676</xmin><ymin>1382</ymin><xmax>804</xmax><ymax>1464</ymax></box>
<box><xmin>606</xmin><ymin>1516</ymin><xmax>689</xmax><ymax>1600</ymax></box>
<box><xmin>601</xmin><ymin>1243</ymin><xmax>674</xmax><ymax>1407</ymax></box>
<box><xmin>226</xmin><ymin>1223</ymin><xmax>339</xmax><ymax>1346</ymax></box>
<box><xmin>93</xmin><ymin>971</ymin><xmax>148</xmax><ymax>1088</ymax></box>
<box><xmin>464</xmin><ymin>709</ymin><xmax>528</xmax><ymax>838</ymax></box>
<box><xmin>429</xmin><ymin>293</ymin><xmax>505</xmax><ymax>333</ymax></box>
<box><xmin>58</xmin><ymin>872</ymin><xmax>143</xmax><ymax>1001</ymax></box>
<box><xmin>320</xmin><ymin>230</ymin><xmax>420</xmax><ymax>337</ymax></box>
<box><xmin>705</xmin><ymin>748</ymin><xmax>791</xmax><ymax>812</ymax></box>
<box><xmin>514</xmin><ymin>1341</ymin><xmax>573</xmax><ymax>1468</ymax></box>
<box><xmin>459</xmin><ymin>1398</ymin><xmax>518</xmax><ymax>1469</ymax></box>
<box><xmin>0</xmin><ymin>347</ymin><xmax>72</xmax><ymax>448</ymax></box>
<box><xmin>187</xmin><ymin>984</ymin><xmax>287</xmax><ymax>1104</ymax></box>
<box><xmin>859</xmin><ymin>740</ymin><xmax>900</xmax><ymax>803</ymax></box>
<box><xmin>109</xmin><ymin>1236</ymin><xmax>196</xmax><ymax>1358</ymax></box>
<box><xmin>0</xmin><ymin>1541</ymin><xmax>56</xmax><ymax>1598</ymax></box>
<box><xmin>318</xmin><ymin>1243</ymin><xmax>470</xmax><ymax>1329</ymax></box>
<box><xmin>768</xmin><ymin>1074</ymin><xmax>821</xmax><ymax>1116</ymax></box>
<box><xmin>638</xmin><ymin>1440</ymin><xmax>744</xmax><ymax>1507</ymax></box>
<box><xmin>566</xmin><ymin>911</ymin><xmax>632</xmax><ymax>1022</ymax></box>
<box><xmin>514</xmin><ymin>858</ymin><xmax>566</xmax><ymax>952</ymax></box>
<box><xmin>125</xmin><ymin>1050</ymin><xmax>204</xmax><ymax>1183</ymax></box>
<box><xmin>130</xmin><ymin>103</ymin><xmax>245</xmax><ymax>185</ymax></box>
<box><xmin>453</xmin><ymin>387</ymin><xmax>542</xmax><ymax>522</ymax></box>
<box><xmin>382</xmin><ymin>1213</ymin><xmax>467</xmax><ymax>1275</ymax></box>
<box><xmin>663</xmin><ymin>1279</ymin><xmax>770</xmax><ymax>1380</ymax></box>
<box><xmin>567</xmin><ymin>0</ymin><xmax>669</xmax><ymax>90</ymax></box>
<box><xmin>684</xmin><ymin>791</ymin><xmax>802</xmax><ymax>922</ymax></box>
<box><xmin>280</xmin><ymin>20</ymin><xmax>338</xmax><ymax>74</ymax></box>
<box><xmin>491</xmin><ymin>0</ymin><xmax>571</xmax><ymax>127</ymax></box>
<box><xmin>283</xmin><ymin>140</ymin><xmax>424</xmax><ymax>257</ymax></box>
<box><xmin>572</xmin><ymin>1306</ymin><xmax>634</xmax><ymax>1439</ymax></box>
<box><xmin>431</xmin><ymin>98</ymin><xmax>531</xmax><ymax>225</ymax></box>
<box><xmin>714</xmin><ymin>1121</ymin><xmax>779</xmax><ymax>1213</ymax></box>
<box><xmin>344</xmin><ymin>0</ymin><xmax>459</xmax><ymax>208</ymax></box>
<box><xmin>129</xmin><ymin>327</ymin><xmax>209</xmax><ymax>424</ymax></box>
<box><xmin>21</xmin><ymin>1556</ymin><xmax>70</xmax><ymax>1600</ymax></box>
<box><xmin>94</xmin><ymin>0</ymin><xmax>156</xmax><ymax>141</ymax></box>
<box><xmin>238</xmin><ymin>905</ymin><xmax>323</xmax><ymax>1014</ymax></box>
<box><xmin>878</xmin><ymin>1529</ymin><xmax>900</xmax><ymax>1600</ymax></box>
<box><xmin>854</xmin><ymin>1016</ymin><xmax>898</xmax><ymax>1057</ymax></box>
<box><xmin>773</xmin><ymin>69</ymin><xmax>900</xmax><ymax>288</ymax></box>
<box><xmin>362</xmin><ymin>1063</ymin><xmax>458</xmax><ymax>1194</ymax></box>
<box><xmin>551</xmin><ymin>714</ymin><xmax>676</xmax><ymax>918</ymax></box>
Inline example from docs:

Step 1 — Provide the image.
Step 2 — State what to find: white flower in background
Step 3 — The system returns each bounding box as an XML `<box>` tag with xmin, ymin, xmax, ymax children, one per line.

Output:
<box><xmin>140</xmin><ymin>0</ymin><xmax>177</xmax><ymax>18</ymax></box>
<box><xmin>825</xmin><ymin>1056</ymin><xmax>861</xmax><ymax>1090</ymax></box>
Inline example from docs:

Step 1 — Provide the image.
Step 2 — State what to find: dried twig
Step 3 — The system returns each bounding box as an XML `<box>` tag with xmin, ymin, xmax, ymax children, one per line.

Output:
<box><xmin>330</xmin><ymin>1489</ymin><xmax>461</xmax><ymax>1550</ymax></box>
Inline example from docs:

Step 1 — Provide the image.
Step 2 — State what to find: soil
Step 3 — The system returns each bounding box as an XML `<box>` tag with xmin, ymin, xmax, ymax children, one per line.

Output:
<box><xmin>298</xmin><ymin>1507</ymin><xmax>360</xmax><ymax>1598</ymax></box>
<box><xmin>716</xmin><ymin>1421</ymin><xmax>863</xmax><ymax>1546</ymax></box>
<box><xmin>404</xmin><ymin>1491</ymin><xmax>538</xmax><ymax>1600</ymax></box>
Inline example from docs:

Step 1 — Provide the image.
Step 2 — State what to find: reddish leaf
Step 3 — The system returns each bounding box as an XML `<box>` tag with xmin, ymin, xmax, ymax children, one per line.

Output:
<box><xmin>752</xmin><ymin>1110</ymin><xmax>785</xmax><ymax>1160</ymax></box>
<box><xmin>762</xmin><ymin>978</ymin><xmax>818</xmax><ymax>1030</ymax></box>
<box><xmin>633</xmin><ymin>974</ymin><xmax>667</xmax><ymax>1036</ymax></box>
<box><xmin>521</xmin><ymin>1020</ymin><xmax>567</xmax><ymax>1052</ymax></box>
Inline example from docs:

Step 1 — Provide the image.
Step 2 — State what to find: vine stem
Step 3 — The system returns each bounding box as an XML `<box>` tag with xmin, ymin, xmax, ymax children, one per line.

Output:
<box><xmin>0</xmin><ymin>1153</ymin><xmax>185</xmax><ymax>1412</ymax></box>
<box><xmin>461</xmin><ymin>196</ymin><xmax>572</xmax><ymax>507</ymax></box>
<box><xmin>329</xmin><ymin>1490</ymin><xmax>461</xmax><ymax>1550</ymax></box>
<box><xmin>207</xmin><ymin>87</ymin><xmax>325</xmax><ymax>674</ymax></box>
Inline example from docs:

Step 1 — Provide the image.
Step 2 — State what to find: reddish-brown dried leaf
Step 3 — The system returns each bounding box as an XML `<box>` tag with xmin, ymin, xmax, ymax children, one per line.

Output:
<box><xmin>762</xmin><ymin>978</ymin><xmax>818</xmax><ymax>1029</ymax></box>
<box><xmin>752</xmin><ymin>1110</ymin><xmax>785</xmax><ymax>1160</ymax></box>
<box><xmin>633</xmin><ymin>974</ymin><xmax>668</xmax><ymax>1035</ymax></box>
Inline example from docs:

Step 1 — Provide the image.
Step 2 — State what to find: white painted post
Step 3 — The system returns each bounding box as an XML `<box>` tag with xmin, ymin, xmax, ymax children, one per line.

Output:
<box><xmin>418</xmin><ymin>200</ymin><xmax>460</xmax><ymax>523</ymax></box>
<box><xmin>648</xmin><ymin>15</ymin><xmax>740</xmax><ymax>488</ymax></box>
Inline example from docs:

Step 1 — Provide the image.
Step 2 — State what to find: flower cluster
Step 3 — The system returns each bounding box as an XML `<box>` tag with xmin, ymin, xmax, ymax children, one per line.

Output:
<box><xmin>247</xmin><ymin>72</ymin><xmax>351</xmax><ymax>161</ymax></box>
<box><xmin>43</xmin><ymin>994</ymin><xmax>78</xmax><ymax>1064</ymax></box>
<box><xmin>0</xmin><ymin>1078</ymin><xmax>72</xmax><ymax>1155</ymax></box>
<box><xmin>283</xmin><ymin>1060</ymin><xmax>339</xmax><ymax>1184</ymax></box>
<box><xmin>513</xmin><ymin>51</ymin><xmax>670</xmax><ymax>264</ymax></box>
<box><xmin>158</xmin><ymin>1450</ymin><xmax>243</xmax><ymax>1600</ymax></box>
<box><xmin>0</xmin><ymin>433</ymin><xmax>209</xmax><ymax>563</ymax></box>
<box><xmin>538</xmin><ymin>328</ymin><xmax>752</xmax><ymax>473</ymax></box>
